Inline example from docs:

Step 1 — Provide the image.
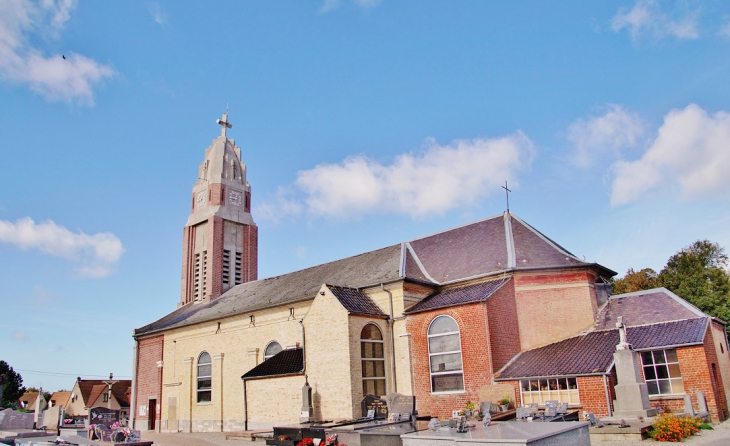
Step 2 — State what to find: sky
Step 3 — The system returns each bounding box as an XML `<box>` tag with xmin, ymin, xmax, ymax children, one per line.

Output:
<box><xmin>2</xmin><ymin>0</ymin><xmax>730</xmax><ymax>393</ymax></box>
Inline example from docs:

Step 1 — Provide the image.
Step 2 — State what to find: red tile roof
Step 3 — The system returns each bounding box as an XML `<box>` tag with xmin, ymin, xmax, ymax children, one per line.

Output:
<box><xmin>77</xmin><ymin>379</ymin><xmax>132</xmax><ymax>408</ymax></box>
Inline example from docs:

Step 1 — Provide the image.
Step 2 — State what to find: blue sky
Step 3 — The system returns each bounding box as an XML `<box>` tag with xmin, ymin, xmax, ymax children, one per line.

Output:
<box><xmin>2</xmin><ymin>0</ymin><xmax>730</xmax><ymax>392</ymax></box>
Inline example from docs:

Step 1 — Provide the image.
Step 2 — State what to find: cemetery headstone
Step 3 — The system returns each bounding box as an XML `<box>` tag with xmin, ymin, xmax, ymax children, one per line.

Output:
<box><xmin>0</xmin><ymin>408</ymin><xmax>35</xmax><ymax>430</ymax></box>
<box><xmin>385</xmin><ymin>393</ymin><xmax>415</xmax><ymax>418</ymax></box>
<box><xmin>361</xmin><ymin>395</ymin><xmax>388</xmax><ymax>419</ymax></box>
<box><xmin>88</xmin><ymin>406</ymin><xmax>120</xmax><ymax>426</ymax></box>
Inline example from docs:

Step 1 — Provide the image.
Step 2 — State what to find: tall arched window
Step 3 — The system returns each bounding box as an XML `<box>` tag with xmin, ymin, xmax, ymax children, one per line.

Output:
<box><xmin>428</xmin><ymin>315</ymin><xmax>464</xmax><ymax>393</ymax></box>
<box><xmin>197</xmin><ymin>352</ymin><xmax>212</xmax><ymax>403</ymax></box>
<box><xmin>264</xmin><ymin>341</ymin><xmax>282</xmax><ymax>360</ymax></box>
<box><xmin>361</xmin><ymin>324</ymin><xmax>386</xmax><ymax>396</ymax></box>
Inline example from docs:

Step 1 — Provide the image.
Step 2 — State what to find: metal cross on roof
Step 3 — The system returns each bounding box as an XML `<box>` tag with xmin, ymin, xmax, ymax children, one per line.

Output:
<box><xmin>216</xmin><ymin>113</ymin><xmax>233</xmax><ymax>137</ymax></box>
<box><xmin>502</xmin><ymin>181</ymin><xmax>512</xmax><ymax>212</ymax></box>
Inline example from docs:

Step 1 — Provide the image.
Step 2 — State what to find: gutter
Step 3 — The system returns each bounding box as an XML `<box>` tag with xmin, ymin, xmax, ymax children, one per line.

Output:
<box><xmin>130</xmin><ymin>336</ymin><xmax>139</xmax><ymax>429</ymax></box>
<box><xmin>381</xmin><ymin>284</ymin><xmax>397</xmax><ymax>393</ymax></box>
<box><xmin>241</xmin><ymin>319</ymin><xmax>307</xmax><ymax>431</ymax></box>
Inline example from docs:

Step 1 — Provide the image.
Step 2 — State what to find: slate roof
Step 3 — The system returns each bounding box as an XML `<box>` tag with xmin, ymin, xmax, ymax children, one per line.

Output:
<box><xmin>76</xmin><ymin>380</ymin><xmax>132</xmax><ymax>408</ymax></box>
<box><xmin>242</xmin><ymin>348</ymin><xmax>304</xmax><ymax>379</ymax></box>
<box><xmin>327</xmin><ymin>285</ymin><xmax>388</xmax><ymax>318</ymax></box>
<box><xmin>135</xmin><ymin>245</ymin><xmax>402</xmax><ymax>336</ymax></box>
<box><xmin>136</xmin><ymin>212</ymin><xmax>613</xmax><ymax>337</ymax></box>
<box><xmin>495</xmin><ymin>317</ymin><xmax>709</xmax><ymax>380</ymax></box>
<box><xmin>405</xmin><ymin>278</ymin><xmax>510</xmax><ymax>314</ymax></box>
<box><xmin>596</xmin><ymin>288</ymin><xmax>705</xmax><ymax>330</ymax></box>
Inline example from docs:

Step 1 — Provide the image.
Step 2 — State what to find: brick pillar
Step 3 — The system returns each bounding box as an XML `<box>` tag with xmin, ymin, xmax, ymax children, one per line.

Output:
<box><xmin>179</xmin><ymin>226</ymin><xmax>196</xmax><ymax>307</ymax></box>
<box><xmin>244</xmin><ymin>225</ymin><xmax>258</xmax><ymax>282</ymax></box>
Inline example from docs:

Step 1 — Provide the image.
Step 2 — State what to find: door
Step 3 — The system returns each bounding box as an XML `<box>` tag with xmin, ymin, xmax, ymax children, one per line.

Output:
<box><xmin>148</xmin><ymin>399</ymin><xmax>157</xmax><ymax>430</ymax></box>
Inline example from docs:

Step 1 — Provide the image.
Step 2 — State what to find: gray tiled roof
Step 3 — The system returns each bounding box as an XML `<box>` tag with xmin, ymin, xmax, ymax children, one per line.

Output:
<box><xmin>135</xmin><ymin>245</ymin><xmax>402</xmax><ymax>336</ymax></box>
<box><xmin>241</xmin><ymin>348</ymin><xmax>304</xmax><ymax>379</ymax></box>
<box><xmin>596</xmin><ymin>288</ymin><xmax>705</xmax><ymax>330</ymax></box>
<box><xmin>495</xmin><ymin>317</ymin><xmax>709</xmax><ymax>380</ymax></box>
<box><xmin>136</xmin><ymin>212</ymin><xmax>613</xmax><ymax>337</ymax></box>
<box><xmin>405</xmin><ymin>278</ymin><xmax>510</xmax><ymax>314</ymax></box>
<box><xmin>327</xmin><ymin>285</ymin><xmax>388</xmax><ymax>318</ymax></box>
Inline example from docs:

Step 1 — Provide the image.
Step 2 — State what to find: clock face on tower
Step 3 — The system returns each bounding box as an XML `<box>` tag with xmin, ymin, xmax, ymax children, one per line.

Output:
<box><xmin>196</xmin><ymin>191</ymin><xmax>207</xmax><ymax>207</ymax></box>
<box><xmin>229</xmin><ymin>190</ymin><xmax>242</xmax><ymax>206</ymax></box>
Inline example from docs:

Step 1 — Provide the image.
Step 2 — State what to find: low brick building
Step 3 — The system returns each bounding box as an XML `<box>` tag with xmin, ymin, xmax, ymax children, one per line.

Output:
<box><xmin>132</xmin><ymin>115</ymin><xmax>730</xmax><ymax>432</ymax></box>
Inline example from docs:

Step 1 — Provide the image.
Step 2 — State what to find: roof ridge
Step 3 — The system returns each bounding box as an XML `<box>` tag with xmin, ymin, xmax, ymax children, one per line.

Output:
<box><xmin>405</xmin><ymin>211</ymin><xmax>506</xmax><ymax>243</ymax></box>
<box><xmin>610</xmin><ymin>287</ymin><xmax>707</xmax><ymax>318</ymax></box>
<box><xmin>405</xmin><ymin>242</ymin><xmax>440</xmax><ymax>284</ymax></box>
<box><xmin>509</xmin><ymin>214</ymin><xmax>582</xmax><ymax>262</ymax></box>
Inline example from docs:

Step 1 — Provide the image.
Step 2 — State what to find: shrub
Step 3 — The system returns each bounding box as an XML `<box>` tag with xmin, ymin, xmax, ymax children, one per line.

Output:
<box><xmin>699</xmin><ymin>422</ymin><xmax>713</xmax><ymax>430</ymax></box>
<box><xmin>650</xmin><ymin>414</ymin><xmax>703</xmax><ymax>442</ymax></box>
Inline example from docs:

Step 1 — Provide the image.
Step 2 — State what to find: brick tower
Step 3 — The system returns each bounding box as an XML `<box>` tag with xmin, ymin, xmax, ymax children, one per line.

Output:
<box><xmin>179</xmin><ymin>113</ymin><xmax>257</xmax><ymax>306</ymax></box>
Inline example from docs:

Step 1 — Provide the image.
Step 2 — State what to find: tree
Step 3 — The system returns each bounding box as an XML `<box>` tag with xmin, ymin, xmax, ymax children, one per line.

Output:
<box><xmin>657</xmin><ymin>239</ymin><xmax>730</xmax><ymax>324</ymax></box>
<box><xmin>611</xmin><ymin>268</ymin><xmax>658</xmax><ymax>294</ymax></box>
<box><xmin>0</xmin><ymin>360</ymin><xmax>26</xmax><ymax>409</ymax></box>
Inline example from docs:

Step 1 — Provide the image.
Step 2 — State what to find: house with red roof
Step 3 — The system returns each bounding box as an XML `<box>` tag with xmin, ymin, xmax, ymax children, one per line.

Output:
<box><xmin>65</xmin><ymin>377</ymin><xmax>131</xmax><ymax>421</ymax></box>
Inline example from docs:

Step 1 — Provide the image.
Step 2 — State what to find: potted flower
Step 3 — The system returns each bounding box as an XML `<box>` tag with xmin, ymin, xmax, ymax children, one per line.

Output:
<box><xmin>498</xmin><ymin>395</ymin><xmax>510</xmax><ymax>412</ymax></box>
<box><xmin>465</xmin><ymin>400</ymin><xmax>476</xmax><ymax>417</ymax></box>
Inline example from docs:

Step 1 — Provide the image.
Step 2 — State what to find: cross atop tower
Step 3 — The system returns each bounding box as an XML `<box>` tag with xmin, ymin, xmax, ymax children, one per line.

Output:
<box><xmin>216</xmin><ymin>113</ymin><xmax>233</xmax><ymax>137</ymax></box>
<box><xmin>502</xmin><ymin>180</ymin><xmax>512</xmax><ymax>213</ymax></box>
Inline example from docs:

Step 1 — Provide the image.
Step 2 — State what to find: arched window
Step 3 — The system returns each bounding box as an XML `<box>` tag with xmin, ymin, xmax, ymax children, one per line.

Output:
<box><xmin>197</xmin><ymin>352</ymin><xmax>212</xmax><ymax>403</ymax></box>
<box><xmin>264</xmin><ymin>341</ymin><xmax>282</xmax><ymax>360</ymax></box>
<box><xmin>428</xmin><ymin>315</ymin><xmax>464</xmax><ymax>393</ymax></box>
<box><xmin>361</xmin><ymin>324</ymin><xmax>386</xmax><ymax>396</ymax></box>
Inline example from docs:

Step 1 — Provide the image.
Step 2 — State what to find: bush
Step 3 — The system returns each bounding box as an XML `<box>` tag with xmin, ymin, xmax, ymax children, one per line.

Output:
<box><xmin>650</xmin><ymin>414</ymin><xmax>703</xmax><ymax>442</ymax></box>
<box><xmin>700</xmin><ymin>422</ymin><xmax>713</xmax><ymax>430</ymax></box>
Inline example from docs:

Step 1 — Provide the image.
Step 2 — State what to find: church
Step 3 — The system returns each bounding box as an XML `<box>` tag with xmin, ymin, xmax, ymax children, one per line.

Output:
<box><xmin>131</xmin><ymin>115</ymin><xmax>730</xmax><ymax>433</ymax></box>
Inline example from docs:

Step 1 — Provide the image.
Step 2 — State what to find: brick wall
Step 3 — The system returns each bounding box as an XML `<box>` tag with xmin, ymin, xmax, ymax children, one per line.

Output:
<box><xmin>514</xmin><ymin>270</ymin><xmax>598</xmax><ymax>350</ymax></box>
<box><xmin>135</xmin><ymin>335</ymin><xmax>164</xmax><ymax>430</ymax></box>
<box><xmin>407</xmin><ymin>302</ymin><xmax>491</xmax><ymax>418</ymax></box>
<box><xmin>243</xmin><ymin>225</ymin><xmax>258</xmax><ymax>282</ymax></box>
<box><xmin>179</xmin><ymin>225</ymin><xmax>195</xmax><ymax>307</ymax></box>
<box><xmin>206</xmin><ymin>216</ymin><xmax>224</xmax><ymax>301</ymax></box>
<box><xmin>486</xmin><ymin>280</ymin><xmax>520</xmax><ymax>371</ymax></box>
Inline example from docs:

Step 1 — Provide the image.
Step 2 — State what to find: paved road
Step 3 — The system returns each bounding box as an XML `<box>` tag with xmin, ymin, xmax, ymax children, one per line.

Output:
<box><xmin>140</xmin><ymin>419</ymin><xmax>730</xmax><ymax>445</ymax></box>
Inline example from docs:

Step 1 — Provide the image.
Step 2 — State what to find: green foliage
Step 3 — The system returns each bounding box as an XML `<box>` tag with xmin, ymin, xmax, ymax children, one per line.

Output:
<box><xmin>657</xmin><ymin>240</ymin><xmax>730</xmax><ymax>324</ymax></box>
<box><xmin>699</xmin><ymin>422</ymin><xmax>713</xmax><ymax>430</ymax></box>
<box><xmin>611</xmin><ymin>240</ymin><xmax>730</xmax><ymax>327</ymax></box>
<box><xmin>611</xmin><ymin>268</ymin><xmax>658</xmax><ymax>294</ymax></box>
<box><xmin>0</xmin><ymin>360</ymin><xmax>26</xmax><ymax>409</ymax></box>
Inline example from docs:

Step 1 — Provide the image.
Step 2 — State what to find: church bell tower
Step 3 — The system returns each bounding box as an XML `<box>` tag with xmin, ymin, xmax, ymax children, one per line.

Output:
<box><xmin>179</xmin><ymin>113</ymin><xmax>258</xmax><ymax>306</ymax></box>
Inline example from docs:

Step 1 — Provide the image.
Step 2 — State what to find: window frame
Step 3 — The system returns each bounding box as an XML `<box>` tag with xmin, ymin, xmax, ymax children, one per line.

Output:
<box><xmin>519</xmin><ymin>377</ymin><xmax>580</xmax><ymax>406</ymax></box>
<box><xmin>264</xmin><ymin>341</ymin><xmax>282</xmax><ymax>361</ymax></box>
<box><xmin>427</xmin><ymin>315</ymin><xmax>465</xmax><ymax>394</ymax></box>
<box><xmin>361</xmin><ymin>323</ymin><xmax>386</xmax><ymax>397</ymax></box>
<box><xmin>196</xmin><ymin>351</ymin><xmax>212</xmax><ymax>404</ymax></box>
<box><xmin>640</xmin><ymin>348</ymin><xmax>684</xmax><ymax>396</ymax></box>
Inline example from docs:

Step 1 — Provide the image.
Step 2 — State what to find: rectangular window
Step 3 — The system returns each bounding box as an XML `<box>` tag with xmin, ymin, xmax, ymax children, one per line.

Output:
<box><xmin>519</xmin><ymin>377</ymin><xmax>580</xmax><ymax>405</ymax></box>
<box><xmin>103</xmin><ymin>393</ymin><xmax>109</xmax><ymax>403</ymax></box>
<box><xmin>193</xmin><ymin>253</ymin><xmax>201</xmax><ymax>301</ymax></box>
<box><xmin>641</xmin><ymin>349</ymin><xmax>684</xmax><ymax>395</ymax></box>
<box><xmin>202</xmin><ymin>251</ymin><xmax>207</xmax><ymax>297</ymax></box>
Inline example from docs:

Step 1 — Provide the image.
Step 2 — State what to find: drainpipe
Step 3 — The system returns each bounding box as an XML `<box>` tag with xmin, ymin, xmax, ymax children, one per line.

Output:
<box><xmin>130</xmin><ymin>337</ymin><xmax>139</xmax><ymax>429</ymax></box>
<box><xmin>381</xmin><ymin>284</ymin><xmax>397</xmax><ymax>393</ymax></box>
<box><xmin>241</xmin><ymin>378</ymin><xmax>249</xmax><ymax>431</ymax></box>
<box><xmin>602</xmin><ymin>374</ymin><xmax>613</xmax><ymax>417</ymax></box>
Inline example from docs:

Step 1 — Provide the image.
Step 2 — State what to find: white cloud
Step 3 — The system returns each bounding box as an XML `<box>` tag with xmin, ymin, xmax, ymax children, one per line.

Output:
<box><xmin>26</xmin><ymin>284</ymin><xmax>58</xmax><ymax>307</ymax></box>
<box><xmin>611</xmin><ymin>104</ymin><xmax>730</xmax><ymax>206</ymax></box>
<box><xmin>568</xmin><ymin>104</ymin><xmax>646</xmax><ymax>168</ymax></box>
<box><xmin>611</xmin><ymin>0</ymin><xmax>699</xmax><ymax>42</ymax></box>
<box><xmin>12</xmin><ymin>331</ymin><xmax>28</xmax><ymax>341</ymax></box>
<box><xmin>0</xmin><ymin>217</ymin><xmax>124</xmax><ymax>277</ymax></box>
<box><xmin>148</xmin><ymin>2</ymin><xmax>166</xmax><ymax>26</ymax></box>
<box><xmin>263</xmin><ymin>132</ymin><xmax>535</xmax><ymax>220</ymax></box>
<box><xmin>0</xmin><ymin>0</ymin><xmax>114</xmax><ymax>105</ymax></box>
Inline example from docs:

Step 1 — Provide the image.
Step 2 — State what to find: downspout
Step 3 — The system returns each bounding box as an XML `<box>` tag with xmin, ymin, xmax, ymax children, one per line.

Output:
<box><xmin>241</xmin><ymin>378</ymin><xmax>248</xmax><ymax>432</ymax></box>
<box><xmin>130</xmin><ymin>336</ymin><xmax>139</xmax><ymax>429</ymax></box>
<box><xmin>382</xmin><ymin>284</ymin><xmax>397</xmax><ymax>393</ymax></box>
<box><xmin>602</xmin><ymin>374</ymin><xmax>613</xmax><ymax>417</ymax></box>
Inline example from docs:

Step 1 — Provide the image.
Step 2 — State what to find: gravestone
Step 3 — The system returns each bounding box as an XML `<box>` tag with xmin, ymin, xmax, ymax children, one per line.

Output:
<box><xmin>361</xmin><ymin>395</ymin><xmax>388</xmax><ymax>419</ymax></box>
<box><xmin>385</xmin><ymin>393</ymin><xmax>415</xmax><ymax>418</ymax></box>
<box><xmin>301</xmin><ymin>376</ymin><xmax>314</xmax><ymax>423</ymax></box>
<box><xmin>0</xmin><ymin>408</ymin><xmax>35</xmax><ymax>430</ymax></box>
<box><xmin>41</xmin><ymin>406</ymin><xmax>61</xmax><ymax>431</ymax></box>
<box><xmin>89</xmin><ymin>406</ymin><xmax>120</xmax><ymax>426</ymax></box>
